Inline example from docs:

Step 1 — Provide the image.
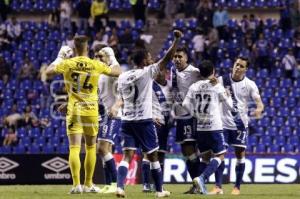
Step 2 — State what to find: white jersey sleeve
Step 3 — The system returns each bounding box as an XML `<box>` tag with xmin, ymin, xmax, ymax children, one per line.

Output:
<box><xmin>248</xmin><ymin>79</ymin><xmax>260</xmax><ymax>100</ymax></box>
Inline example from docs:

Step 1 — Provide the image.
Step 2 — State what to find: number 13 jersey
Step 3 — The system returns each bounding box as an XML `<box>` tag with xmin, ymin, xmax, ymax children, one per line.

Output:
<box><xmin>183</xmin><ymin>80</ymin><xmax>233</xmax><ymax>131</ymax></box>
<box><xmin>117</xmin><ymin>63</ymin><xmax>160</xmax><ymax>121</ymax></box>
<box><xmin>54</xmin><ymin>56</ymin><xmax>112</xmax><ymax>116</ymax></box>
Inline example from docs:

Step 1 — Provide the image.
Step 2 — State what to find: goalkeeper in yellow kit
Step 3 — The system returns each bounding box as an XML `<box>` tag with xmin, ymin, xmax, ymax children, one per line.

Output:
<box><xmin>46</xmin><ymin>35</ymin><xmax>121</xmax><ymax>194</ymax></box>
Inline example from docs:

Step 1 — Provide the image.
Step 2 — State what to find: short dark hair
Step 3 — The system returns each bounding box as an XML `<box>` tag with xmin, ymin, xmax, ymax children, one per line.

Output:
<box><xmin>132</xmin><ymin>49</ymin><xmax>149</xmax><ymax>66</ymax></box>
<box><xmin>199</xmin><ymin>60</ymin><xmax>214</xmax><ymax>78</ymax></box>
<box><xmin>175</xmin><ymin>46</ymin><xmax>189</xmax><ymax>55</ymax></box>
<box><xmin>236</xmin><ymin>56</ymin><xmax>250</xmax><ymax>68</ymax></box>
<box><xmin>74</xmin><ymin>35</ymin><xmax>88</xmax><ymax>54</ymax></box>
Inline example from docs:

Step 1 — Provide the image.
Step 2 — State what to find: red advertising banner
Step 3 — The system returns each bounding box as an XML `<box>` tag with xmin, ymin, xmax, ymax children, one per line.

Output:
<box><xmin>113</xmin><ymin>154</ymin><xmax>142</xmax><ymax>185</ymax></box>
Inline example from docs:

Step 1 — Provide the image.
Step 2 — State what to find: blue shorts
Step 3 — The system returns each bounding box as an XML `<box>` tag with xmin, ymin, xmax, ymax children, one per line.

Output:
<box><xmin>195</xmin><ymin>130</ymin><xmax>227</xmax><ymax>155</ymax></box>
<box><xmin>175</xmin><ymin>118</ymin><xmax>196</xmax><ymax>144</ymax></box>
<box><xmin>120</xmin><ymin>119</ymin><xmax>159</xmax><ymax>154</ymax></box>
<box><xmin>98</xmin><ymin>115</ymin><xmax>121</xmax><ymax>144</ymax></box>
<box><xmin>223</xmin><ymin>128</ymin><xmax>248</xmax><ymax>148</ymax></box>
<box><xmin>155</xmin><ymin>122</ymin><xmax>171</xmax><ymax>153</ymax></box>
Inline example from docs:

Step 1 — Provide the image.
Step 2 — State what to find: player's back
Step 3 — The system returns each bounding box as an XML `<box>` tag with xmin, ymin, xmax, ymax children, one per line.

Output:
<box><xmin>187</xmin><ymin>80</ymin><xmax>226</xmax><ymax>131</ymax></box>
<box><xmin>118</xmin><ymin>66</ymin><xmax>155</xmax><ymax>121</ymax></box>
<box><xmin>58</xmin><ymin>56</ymin><xmax>111</xmax><ymax>116</ymax></box>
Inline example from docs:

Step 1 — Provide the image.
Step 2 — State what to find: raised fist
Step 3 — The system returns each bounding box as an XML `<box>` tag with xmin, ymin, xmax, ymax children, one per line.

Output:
<box><xmin>173</xmin><ymin>29</ymin><xmax>183</xmax><ymax>39</ymax></box>
<box><xmin>57</xmin><ymin>46</ymin><xmax>73</xmax><ymax>59</ymax></box>
<box><xmin>100</xmin><ymin>47</ymin><xmax>115</xmax><ymax>57</ymax></box>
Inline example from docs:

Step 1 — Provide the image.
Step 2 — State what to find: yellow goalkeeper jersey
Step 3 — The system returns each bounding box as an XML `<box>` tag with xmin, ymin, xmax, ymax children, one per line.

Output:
<box><xmin>54</xmin><ymin>56</ymin><xmax>112</xmax><ymax>116</ymax></box>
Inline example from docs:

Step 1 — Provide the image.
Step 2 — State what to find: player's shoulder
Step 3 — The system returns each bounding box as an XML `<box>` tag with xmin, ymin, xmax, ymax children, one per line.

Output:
<box><xmin>187</xmin><ymin>64</ymin><xmax>200</xmax><ymax>72</ymax></box>
<box><xmin>244</xmin><ymin>76</ymin><xmax>257</xmax><ymax>87</ymax></box>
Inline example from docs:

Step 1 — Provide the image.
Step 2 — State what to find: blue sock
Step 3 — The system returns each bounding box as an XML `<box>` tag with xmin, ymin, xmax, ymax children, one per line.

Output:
<box><xmin>201</xmin><ymin>158</ymin><xmax>221</xmax><ymax>180</ymax></box>
<box><xmin>117</xmin><ymin>161</ymin><xmax>129</xmax><ymax>189</ymax></box>
<box><xmin>235</xmin><ymin>160</ymin><xmax>245</xmax><ymax>189</ymax></box>
<box><xmin>104</xmin><ymin>164</ymin><xmax>112</xmax><ymax>185</ymax></box>
<box><xmin>142</xmin><ymin>159</ymin><xmax>150</xmax><ymax>185</ymax></box>
<box><xmin>215</xmin><ymin>161</ymin><xmax>225</xmax><ymax>188</ymax></box>
<box><xmin>150</xmin><ymin>161</ymin><xmax>163</xmax><ymax>192</ymax></box>
<box><xmin>198</xmin><ymin>161</ymin><xmax>208</xmax><ymax>176</ymax></box>
<box><xmin>186</xmin><ymin>154</ymin><xmax>200</xmax><ymax>179</ymax></box>
<box><xmin>104</xmin><ymin>153</ymin><xmax>117</xmax><ymax>183</ymax></box>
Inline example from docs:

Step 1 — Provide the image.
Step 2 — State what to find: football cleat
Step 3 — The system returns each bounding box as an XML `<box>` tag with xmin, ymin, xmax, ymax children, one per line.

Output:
<box><xmin>103</xmin><ymin>183</ymin><xmax>117</xmax><ymax>194</ymax></box>
<box><xmin>193</xmin><ymin>176</ymin><xmax>207</xmax><ymax>195</ymax></box>
<box><xmin>69</xmin><ymin>185</ymin><xmax>83</xmax><ymax>194</ymax></box>
<box><xmin>155</xmin><ymin>190</ymin><xmax>171</xmax><ymax>198</ymax></box>
<box><xmin>116</xmin><ymin>187</ymin><xmax>125</xmax><ymax>198</ymax></box>
<box><xmin>183</xmin><ymin>185</ymin><xmax>200</xmax><ymax>194</ymax></box>
<box><xmin>208</xmin><ymin>186</ymin><xmax>224</xmax><ymax>195</ymax></box>
<box><xmin>231</xmin><ymin>187</ymin><xmax>240</xmax><ymax>195</ymax></box>
<box><xmin>82</xmin><ymin>184</ymin><xmax>101</xmax><ymax>193</ymax></box>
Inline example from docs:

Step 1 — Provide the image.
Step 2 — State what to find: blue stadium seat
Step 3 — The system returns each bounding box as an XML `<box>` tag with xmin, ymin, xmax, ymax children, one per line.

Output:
<box><xmin>279</xmin><ymin>127</ymin><xmax>292</xmax><ymax>136</ymax></box>
<box><xmin>277</xmin><ymin>107</ymin><xmax>289</xmax><ymax>117</ymax></box>
<box><xmin>272</xmin><ymin>117</ymin><xmax>284</xmax><ymax>127</ymax></box>
<box><xmin>254</xmin><ymin>144</ymin><xmax>265</xmax><ymax>153</ymax></box>
<box><xmin>36</xmin><ymin>137</ymin><xmax>46</xmax><ymax>146</ymax></box>
<box><xmin>260</xmin><ymin>136</ymin><xmax>272</xmax><ymax>146</ymax></box>
<box><xmin>44</xmin><ymin>128</ymin><xmax>54</xmax><ymax>138</ymax></box>
<box><xmin>172</xmin><ymin>19</ymin><xmax>185</xmax><ymax>30</ymax></box>
<box><xmin>43</xmin><ymin>144</ymin><xmax>55</xmax><ymax>154</ymax></box>
<box><xmin>266</xmin><ymin>126</ymin><xmax>277</xmax><ymax>136</ymax></box>
<box><xmin>282</xmin><ymin>145</ymin><xmax>294</xmax><ymax>153</ymax></box>
<box><xmin>240</xmin><ymin>0</ymin><xmax>253</xmax><ymax>8</ymax></box>
<box><xmin>49</xmin><ymin>137</ymin><xmax>60</xmax><ymax>146</ymax></box>
<box><xmin>0</xmin><ymin>146</ymin><xmax>12</xmax><ymax>154</ymax></box>
<box><xmin>286</xmin><ymin>117</ymin><xmax>298</xmax><ymax>127</ymax></box>
<box><xmin>274</xmin><ymin>135</ymin><xmax>285</xmax><ymax>146</ymax></box>
<box><xmin>57</xmin><ymin>145</ymin><xmax>69</xmax><ymax>154</ymax></box>
<box><xmin>28</xmin><ymin>145</ymin><xmax>41</xmax><ymax>154</ymax></box>
<box><xmin>228</xmin><ymin>0</ymin><xmax>240</xmax><ymax>8</ymax></box>
<box><xmin>30</xmin><ymin>127</ymin><xmax>41</xmax><ymax>138</ymax></box>
<box><xmin>289</xmin><ymin>135</ymin><xmax>299</xmax><ymax>146</ymax></box>
<box><xmin>268</xmin><ymin>145</ymin><xmax>280</xmax><ymax>153</ymax></box>
<box><xmin>17</xmin><ymin>127</ymin><xmax>27</xmax><ymax>138</ymax></box>
<box><xmin>13</xmin><ymin>145</ymin><xmax>26</xmax><ymax>154</ymax></box>
<box><xmin>19</xmin><ymin>137</ymin><xmax>31</xmax><ymax>147</ymax></box>
<box><xmin>248</xmin><ymin>135</ymin><xmax>258</xmax><ymax>146</ymax></box>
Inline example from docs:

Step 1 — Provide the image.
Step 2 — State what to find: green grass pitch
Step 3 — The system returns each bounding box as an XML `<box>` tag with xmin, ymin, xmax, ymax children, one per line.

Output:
<box><xmin>0</xmin><ymin>184</ymin><xmax>299</xmax><ymax>199</ymax></box>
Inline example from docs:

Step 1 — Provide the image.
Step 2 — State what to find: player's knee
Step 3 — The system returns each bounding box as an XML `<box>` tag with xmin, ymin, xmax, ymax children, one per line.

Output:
<box><xmin>235</xmin><ymin>147</ymin><xmax>246</xmax><ymax>158</ymax></box>
<box><xmin>147</xmin><ymin>151</ymin><xmax>159</xmax><ymax>162</ymax></box>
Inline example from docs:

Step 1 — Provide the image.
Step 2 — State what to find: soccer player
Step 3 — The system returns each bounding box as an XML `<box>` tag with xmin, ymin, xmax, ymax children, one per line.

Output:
<box><xmin>171</xmin><ymin>47</ymin><xmax>201</xmax><ymax>193</ymax></box>
<box><xmin>182</xmin><ymin>60</ymin><xmax>233</xmax><ymax>195</ymax></box>
<box><xmin>209</xmin><ymin>56</ymin><xmax>264</xmax><ymax>195</ymax></box>
<box><xmin>116</xmin><ymin>30</ymin><xmax>183</xmax><ymax>198</ymax></box>
<box><xmin>46</xmin><ymin>35</ymin><xmax>121</xmax><ymax>194</ymax></box>
<box><xmin>141</xmin><ymin>68</ymin><xmax>172</xmax><ymax>192</ymax></box>
<box><xmin>94</xmin><ymin>44</ymin><xmax>122</xmax><ymax>193</ymax></box>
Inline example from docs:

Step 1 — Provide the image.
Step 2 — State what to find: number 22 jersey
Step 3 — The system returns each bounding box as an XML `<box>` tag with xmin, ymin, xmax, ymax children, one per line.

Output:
<box><xmin>54</xmin><ymin>56</ymin><xmax>112</xmax><ymax>116</ymax></box>
<box><xmin>183</xmin><ymin>80</ymin><xmax>233</xmax><ymax>131</ymax></box>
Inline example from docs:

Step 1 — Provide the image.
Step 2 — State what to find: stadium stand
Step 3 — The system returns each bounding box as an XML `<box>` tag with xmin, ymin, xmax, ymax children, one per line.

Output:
<box><xmin>0</xmin><ymin>0</ymin><xmax>299</xmax><ymax>155</ymax></box>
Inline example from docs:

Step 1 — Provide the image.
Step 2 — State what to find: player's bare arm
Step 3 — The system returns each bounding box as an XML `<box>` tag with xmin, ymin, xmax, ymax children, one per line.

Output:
<box><xmin>251</xmin><ymin>96</ymin><xmax>264</xmax><ymax>119</ymax></box>
<box><xmin>158</xmin><ymin>29</ymin><xmax>183</xmax><ymax>71</ymax></box>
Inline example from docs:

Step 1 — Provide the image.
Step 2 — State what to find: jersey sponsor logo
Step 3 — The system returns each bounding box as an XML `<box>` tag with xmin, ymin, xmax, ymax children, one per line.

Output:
<box><xmin>41</xmin><ymin>157</ymin><xmax>71</xmax><ymax>180</ymax></box>
<box><xmin>0</xmin><ymin>157</ymin><xmax>19</xmax><ymax>179</ymax></box>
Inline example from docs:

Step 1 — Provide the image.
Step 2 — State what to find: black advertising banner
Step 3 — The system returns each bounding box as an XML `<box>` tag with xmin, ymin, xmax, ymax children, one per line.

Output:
<box><xmin>0</xmin><ymin>155</ymin><xmax>105</xmax><ymax>185</ymax></box>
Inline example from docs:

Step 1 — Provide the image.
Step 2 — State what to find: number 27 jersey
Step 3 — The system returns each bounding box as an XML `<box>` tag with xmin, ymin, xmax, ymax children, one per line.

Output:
<box><xmin>54</xmin><ymin>56</ymin><xmax>112</xmax><ymax>116</ymax></box>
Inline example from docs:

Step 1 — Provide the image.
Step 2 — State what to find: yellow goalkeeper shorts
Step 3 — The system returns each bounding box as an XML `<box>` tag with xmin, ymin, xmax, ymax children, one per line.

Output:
<box><xmin>66</xmin><ymin>115</ymin><xmax>99</xmax><ymax>136</ymax></box>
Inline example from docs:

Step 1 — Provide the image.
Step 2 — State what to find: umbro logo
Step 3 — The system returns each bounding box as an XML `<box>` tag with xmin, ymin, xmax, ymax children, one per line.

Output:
<box><xmin>42</xmin><ymin>157</ymin><xmax>69</xmax><ymax>173</ymax></box>
<box><xmin>0</xmin><ymin>157</ymin><xmax>19</xmax><ymax>173</ymax></box>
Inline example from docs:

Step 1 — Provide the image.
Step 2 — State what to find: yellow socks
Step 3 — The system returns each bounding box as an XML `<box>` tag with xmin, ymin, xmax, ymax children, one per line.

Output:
<box><xmin>69</xmin><ymin>145</ymin><xmax>81</xmax><ymax>186</ymax></box>
<box><xmin>84</xmin><ymin>144</ymin><xmax>96</xmax><ymax>187</ymax></box>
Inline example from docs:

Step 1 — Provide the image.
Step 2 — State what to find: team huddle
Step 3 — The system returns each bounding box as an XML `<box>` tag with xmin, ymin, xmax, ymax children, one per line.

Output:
<box><xmin>45</xmin><ymin>29</ymin><xmax>264</xmax><ymax>197</ymax></box>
